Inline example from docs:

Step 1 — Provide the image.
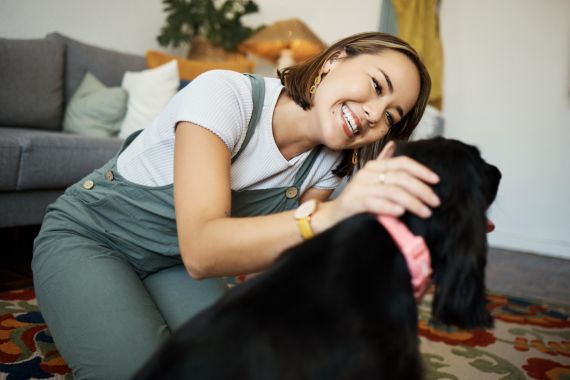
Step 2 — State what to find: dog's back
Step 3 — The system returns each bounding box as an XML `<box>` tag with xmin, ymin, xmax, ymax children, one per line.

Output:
<box><xmin>135</xmin><ymin>214</ymin><xmax>423</xmax><ymax>379</ymax></box>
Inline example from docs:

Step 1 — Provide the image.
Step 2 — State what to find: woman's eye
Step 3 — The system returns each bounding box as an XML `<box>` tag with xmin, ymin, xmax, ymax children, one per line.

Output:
<box><xmin>372</xmin><ymin>78</ymin><xmax>382</xmax><ymax>96</ymax></box>
<box><xmin>385</xmin><ymin>112</ymin><xmax>395</xmax><ymax>128</ymax></box>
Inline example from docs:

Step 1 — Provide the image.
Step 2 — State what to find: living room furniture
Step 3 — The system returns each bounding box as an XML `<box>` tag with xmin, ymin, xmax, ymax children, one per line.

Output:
<box><xmin>145</xmin><ymin>49</ymin><xmax>255</xmax><ymax>81</ymax></box>
<box><xmin>0</xmin><ymin>33</ymin><xmax>146</xmax><ymax>228</ymax></box>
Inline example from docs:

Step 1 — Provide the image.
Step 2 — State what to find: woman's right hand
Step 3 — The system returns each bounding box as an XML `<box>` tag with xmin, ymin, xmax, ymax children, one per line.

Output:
<box><xmin>315</xmin><ymin>141</ymin><xmax>441</xmax><ymax>232</ymax></box>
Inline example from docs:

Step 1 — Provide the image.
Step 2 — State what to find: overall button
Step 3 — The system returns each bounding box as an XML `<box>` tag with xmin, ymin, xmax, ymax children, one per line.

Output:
<box><xmin>105</xmin><ymin>170</ymin><xmax>114</xmax><ymax>181</ymax></box>
<box><xmin>83</xmin><ymin>180</ymin><xmax>95</xmax><ymax>190</ymax></box>
<box><xmin>285</xmin><ymin>186</ymin><xmax>298</xmax><ymax>199</ymax></box>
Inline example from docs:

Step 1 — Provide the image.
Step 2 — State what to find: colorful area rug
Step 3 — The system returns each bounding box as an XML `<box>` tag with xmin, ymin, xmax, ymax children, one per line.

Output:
<box><xmin>1</xmin><ymin>288</ymin><xmax>569</xmax><ymax>379</ymax></box>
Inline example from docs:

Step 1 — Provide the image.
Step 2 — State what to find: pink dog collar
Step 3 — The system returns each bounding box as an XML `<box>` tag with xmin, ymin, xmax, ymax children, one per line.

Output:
<box><xmin>378</xmin><ymin>215</ymin><xmax>432</xmax><ymax>302</ymax></box>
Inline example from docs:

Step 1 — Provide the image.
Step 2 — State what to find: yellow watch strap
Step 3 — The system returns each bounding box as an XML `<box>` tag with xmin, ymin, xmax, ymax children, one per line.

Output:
<box><xmin>297</xmin><ymin>217</ymin><xmax>314</xmax><ymax>240</ymax></box>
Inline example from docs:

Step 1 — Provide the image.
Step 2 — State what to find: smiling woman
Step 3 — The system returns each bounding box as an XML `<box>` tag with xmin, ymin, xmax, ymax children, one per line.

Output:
<box><xmin>280</xmin><ymin>31</ymin><xmax>431</xmax><ymax>175</ymax></box>
<box><xmin>32</xmin><ymin>31</ymin><xmax>437</xmax><ymax>378</ymax></box>
<box><xmin>313</xmin><ymin>50</ymin><xmax>420</xmax><ymax>149</ymax></box>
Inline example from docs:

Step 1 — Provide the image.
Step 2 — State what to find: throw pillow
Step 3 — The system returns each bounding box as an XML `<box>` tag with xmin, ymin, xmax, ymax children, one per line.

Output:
<box><xmin>145</xmin><ymin>50</ymin><xmax>255</xmax><ymax>81</ymax></box>
<box><xmin>0</xmin><ymin>37</ymin><xmax>65</xmax><ymax>130</ymax></box>
<box><xmin>63</xmin><ymin>72</ymin><xmax>128</xmax><ymax>138</ymax></box>
<box><xmin>118</xmin><ymin>60</ymin><xmax>179</xmax><ymax>139</ymax></box>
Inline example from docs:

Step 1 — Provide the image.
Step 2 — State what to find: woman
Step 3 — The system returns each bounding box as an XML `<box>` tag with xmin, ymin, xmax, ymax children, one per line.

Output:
<box><xmin>33</xmin><ymin>31</ymin><xmax>439</xmax><ymax>379</ymax></box>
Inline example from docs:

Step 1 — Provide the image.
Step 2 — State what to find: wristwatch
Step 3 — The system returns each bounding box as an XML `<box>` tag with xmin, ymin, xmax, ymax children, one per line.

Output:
<box><xmin>294</xmin><ymin>199</ymin><xmax>319</xmax><ymax>240</ymax></box>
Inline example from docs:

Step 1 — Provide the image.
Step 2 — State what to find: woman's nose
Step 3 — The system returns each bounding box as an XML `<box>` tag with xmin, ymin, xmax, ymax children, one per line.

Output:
<box><xmin>363</xmin><ymin>102</ymin><xmax>382</xmax><ymax>125</ymax></box>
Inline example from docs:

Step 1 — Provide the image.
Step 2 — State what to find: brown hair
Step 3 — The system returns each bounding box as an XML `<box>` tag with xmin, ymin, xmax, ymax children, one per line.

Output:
<box><xmin>278</xmin><ymin>32</ymin><xmax>431</xmax><ymax>177</ymax></box>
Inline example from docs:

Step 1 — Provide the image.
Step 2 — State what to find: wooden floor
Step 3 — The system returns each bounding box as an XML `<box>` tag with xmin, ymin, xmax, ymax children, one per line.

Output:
<box><xmin>1</xmin><ymin>226</ymin><xmax>569</xmax><ymax>306</ymax></box>
<box><xmin>486</xmin><ymin>247</ymin><xmax>570</xmax><ymax>305</ymax></box>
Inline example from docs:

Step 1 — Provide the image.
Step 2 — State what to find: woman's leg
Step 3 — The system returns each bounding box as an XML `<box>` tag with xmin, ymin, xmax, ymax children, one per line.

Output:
<box><xmin>142</xmin><ymin>265</ymin><xmax>228</xmax><ymax>330</ymax></box>
<box><xmin>32</xmin><ymin>230</ymin><xmax>170</xmax><ymax>380</ymax></box>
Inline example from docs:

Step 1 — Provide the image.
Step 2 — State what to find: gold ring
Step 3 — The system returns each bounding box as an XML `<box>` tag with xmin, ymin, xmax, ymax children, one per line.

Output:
<box><xmin>378</xmin><ymin>172</ymin><xmax>387</xmax><ymax>184</ymax></box>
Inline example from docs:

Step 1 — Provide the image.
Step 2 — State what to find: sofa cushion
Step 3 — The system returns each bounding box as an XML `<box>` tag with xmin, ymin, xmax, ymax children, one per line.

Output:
<box><xmin>0</xmin><ymin>37</ymin><xmax>65</xmax><ymax>130</ymax></box>
<box><xmin>0</xmin><ymin>130</ymin><xmax>21</xmax><ymax>190</ymax></box>
<box><xmin>63</xmin><ymin>72</ymin><xmax>128</xmax><ymax>137</ymax></box>
<box><xmin>0</xmin><ymin>190</ymin><xmax>64</xmax><ymax>228</ymax></box>
<box><xmin>46</xmin><ymin>33</ymin><xmax>146</xmax><ymax>104</ymax></box>
<box><xmin>0</xmin><ymin>128</ymin><xmax>123</xmax><ymax>191</ymax></box>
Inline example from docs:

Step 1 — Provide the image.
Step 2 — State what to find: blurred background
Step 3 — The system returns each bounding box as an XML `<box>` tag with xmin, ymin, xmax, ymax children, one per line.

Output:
<box><xmin>1</xmin><ymin>0</ymin><xmax>569</xmax><ymax>260</ymax></box>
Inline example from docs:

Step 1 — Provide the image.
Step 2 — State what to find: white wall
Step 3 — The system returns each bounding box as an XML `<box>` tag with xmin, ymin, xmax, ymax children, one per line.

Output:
<box><xmin>1</xmin><ymin>0</ymin><xmax>569</xmax><ymax>258</ymax></box>
<box><xmin>0</xmin><ymin>0</ymin><xmax>380</xmax><ymax>57</ymax></box>
<box><xmin>0</xmin><ymin>0</ymin><xmax>165</xmax><ymax>55</ymax></box>
<box><xmin>440</xmin><ymin>0</ymin><xmax>570</xmax><ymax>259</ymax></box>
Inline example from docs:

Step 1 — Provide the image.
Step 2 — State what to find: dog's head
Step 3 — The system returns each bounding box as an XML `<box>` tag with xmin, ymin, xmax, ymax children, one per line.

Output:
<box><xmin>395</xmin><ymin>137</ymin><xmax>501</xmax><ymax>329</ymax></box>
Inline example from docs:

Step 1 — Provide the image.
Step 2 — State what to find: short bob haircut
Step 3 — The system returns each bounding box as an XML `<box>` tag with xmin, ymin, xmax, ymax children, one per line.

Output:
<box><xmin>279</xmin><ymin>32</ymin><xmax>431</xmax><ymax>177</ymax></box>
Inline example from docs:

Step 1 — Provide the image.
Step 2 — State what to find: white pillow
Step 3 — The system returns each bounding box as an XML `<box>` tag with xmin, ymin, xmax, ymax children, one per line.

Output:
<box><xmin>118</xmin><ymin>59</ymin><xmax>179</xmax><ymax>139</ymax></box>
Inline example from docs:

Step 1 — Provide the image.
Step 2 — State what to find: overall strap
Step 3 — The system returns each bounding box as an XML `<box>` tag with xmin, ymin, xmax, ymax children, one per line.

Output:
<box><xmin>231</xmin><ymin>73</ymin><xmax>266</xmax><ymax>164</ymax></box>
<box><xmin>118</xmin><ymin>129</ymin><xmax>144</xmax><ymax>156</ymax></box>
<box><xmin>293</xmin><ymin>145</ymin><xmax>323</xmax><ymax>186</ymax></box>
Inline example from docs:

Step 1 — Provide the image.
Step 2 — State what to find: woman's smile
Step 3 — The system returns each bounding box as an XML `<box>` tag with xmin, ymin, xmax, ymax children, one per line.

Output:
<box><xmin>340</xmin><ymin>103</ymin><xmax>362</xmax><ymax>138</ymax></box>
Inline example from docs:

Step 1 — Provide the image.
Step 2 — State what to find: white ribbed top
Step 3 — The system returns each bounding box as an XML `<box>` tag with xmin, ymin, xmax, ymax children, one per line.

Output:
<box><xmin>117</xmin><ymin>70</ymin><xmax>342</xmax><ymax>193</ymax></box>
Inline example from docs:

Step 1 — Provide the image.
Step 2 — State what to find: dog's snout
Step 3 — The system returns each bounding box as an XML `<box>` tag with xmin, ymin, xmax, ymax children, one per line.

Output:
<box><xmin>484</xmin><ymin>164</ymin><xmax>502</xmax><ymax>205</ymax></box>
<box><xmin>487</xmin><ymin>164</ymin><xmax>502</xmax><ymax>182</ymax></box>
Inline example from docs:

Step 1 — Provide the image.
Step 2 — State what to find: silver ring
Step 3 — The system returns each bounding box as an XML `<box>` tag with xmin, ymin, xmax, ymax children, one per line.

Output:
<box><xmin>378</xmin><ymin>172</ymin><xmax>387</xmax><ymax>184</ymax></box>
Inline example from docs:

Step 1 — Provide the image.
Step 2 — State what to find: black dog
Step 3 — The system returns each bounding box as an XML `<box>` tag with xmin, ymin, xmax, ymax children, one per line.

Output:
<box><xmin>134</xmin><ymin>137</ymin><xmax>501</xmax><ymax>380</ymax></box>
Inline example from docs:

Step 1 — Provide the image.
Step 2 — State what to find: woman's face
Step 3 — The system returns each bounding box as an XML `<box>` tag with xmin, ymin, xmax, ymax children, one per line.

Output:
<box><xmin>312</xmin><ymin>49</ymin><xmax>421</xmax><ymax>151</ymax></box>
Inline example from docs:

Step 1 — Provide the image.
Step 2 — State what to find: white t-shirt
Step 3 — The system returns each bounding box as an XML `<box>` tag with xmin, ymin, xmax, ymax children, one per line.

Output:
<box><xmin>117</xmin><ymin>70</ymin><xmax>343</xmax><ymax>194</ymax></box>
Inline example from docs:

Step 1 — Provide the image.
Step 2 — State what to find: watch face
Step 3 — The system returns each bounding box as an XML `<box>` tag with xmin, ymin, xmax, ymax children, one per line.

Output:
<box><xmin>295</xmin><ymin>199</ymin><xmax>317</xmax><ymax>219</ymax></box>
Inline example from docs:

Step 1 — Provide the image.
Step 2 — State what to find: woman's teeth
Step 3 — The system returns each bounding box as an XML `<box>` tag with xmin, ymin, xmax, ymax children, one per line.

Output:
<box><xmin>342</xmin><ymin>104</ymin><xmax>359</xmax><ymax>135</ymax></box>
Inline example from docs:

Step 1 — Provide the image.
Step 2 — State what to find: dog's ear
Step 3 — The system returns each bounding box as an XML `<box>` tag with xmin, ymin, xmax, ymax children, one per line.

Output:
<box><xmin>429</xmin><ymin>156</ymin><xmax>494</xmax><ymax>329</ymax></box>
<box><xmin>395</xmin><ymin>138</ymin><xmax>497</xmax><ymax>329</ymax></box>
<box><xmin>430</xmin><ymin>197</ymin><xmax>493</xmax><ymax>329</ymax></box>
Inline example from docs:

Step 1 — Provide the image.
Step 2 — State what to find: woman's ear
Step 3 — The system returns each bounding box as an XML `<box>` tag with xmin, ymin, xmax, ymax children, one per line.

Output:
<box><xmin>322</xmin><ymin>50</ymin><xmax>348</xmax><ymax>74</ymax></box>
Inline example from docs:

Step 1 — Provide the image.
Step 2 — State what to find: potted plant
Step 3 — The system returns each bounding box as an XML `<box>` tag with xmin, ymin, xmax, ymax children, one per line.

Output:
<box><xmin>157</xmin><ymin>0</ymin><xmax>262</xmax><ymax>59</ymax></box>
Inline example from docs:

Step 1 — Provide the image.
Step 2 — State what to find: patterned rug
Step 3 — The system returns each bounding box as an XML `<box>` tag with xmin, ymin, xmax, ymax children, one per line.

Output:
<box><xmin>1</xmin><ymin>288</ymin><xmax>569</xmax><ymax>379</ymax></box>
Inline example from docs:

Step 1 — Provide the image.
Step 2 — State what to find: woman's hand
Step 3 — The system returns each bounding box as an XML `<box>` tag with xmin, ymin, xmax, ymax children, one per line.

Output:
<box><xmin>313</xmin><ymin>141</ymin><xmax>441</xmax><ymax>233</ymax></box>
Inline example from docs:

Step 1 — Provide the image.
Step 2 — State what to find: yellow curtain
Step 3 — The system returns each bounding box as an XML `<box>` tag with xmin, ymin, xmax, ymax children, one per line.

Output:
<box><xmin>391</xmin><ymin>0</ymin><xmax>443</xmax><ymax>110</ymax></box>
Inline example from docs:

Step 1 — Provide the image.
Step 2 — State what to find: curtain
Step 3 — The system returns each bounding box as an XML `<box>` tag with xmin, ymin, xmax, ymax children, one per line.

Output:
<box><xmin>379</xmin><ymin>0</ymin><xmax>399</xmax><ymax>36</ymax></box>
<box><xmin>379</xmin><ymin>0</ymin><xmax>444</xmax><ymax>110</ymax></box>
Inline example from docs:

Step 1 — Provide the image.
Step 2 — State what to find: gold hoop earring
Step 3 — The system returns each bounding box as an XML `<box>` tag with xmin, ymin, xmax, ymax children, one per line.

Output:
<box><xmin>309</xmin><ymin>74</ymin><xmax>322</xmax><ymax>95</ymax></box>
<box><xmin>351</xmin><ymin>149</ymin><xmax>358</xmax><ymax>165</ymax></box>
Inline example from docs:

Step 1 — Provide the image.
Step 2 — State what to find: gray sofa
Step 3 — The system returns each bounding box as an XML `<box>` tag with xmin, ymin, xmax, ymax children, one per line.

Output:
<box><xmin>0</xmin><ymin>33</ymin><xmax>146</xmax><ymax>228</ymax></box>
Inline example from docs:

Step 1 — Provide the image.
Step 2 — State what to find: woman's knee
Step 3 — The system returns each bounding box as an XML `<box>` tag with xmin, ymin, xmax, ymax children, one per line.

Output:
<box><xmin>143</xmin><ymin>265</ymin><xmax>229</xmax><ymax>329</ymax></box>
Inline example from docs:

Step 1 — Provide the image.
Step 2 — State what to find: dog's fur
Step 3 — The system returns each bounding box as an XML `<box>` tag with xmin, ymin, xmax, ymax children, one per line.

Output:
<box><xmin>135</xmin><ymin>137</ymin><xmax>502</xmax><ymax>380</ymax></box>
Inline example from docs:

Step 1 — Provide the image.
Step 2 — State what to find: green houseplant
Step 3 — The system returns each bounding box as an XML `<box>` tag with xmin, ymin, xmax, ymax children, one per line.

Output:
<box><xmin>157</xmin><ymin>0</ymin><xmax>261</xmax><ymax>58</ymax></box>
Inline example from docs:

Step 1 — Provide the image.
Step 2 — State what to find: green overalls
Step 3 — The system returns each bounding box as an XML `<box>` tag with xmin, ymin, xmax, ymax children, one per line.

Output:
<box><xmin>32</xmin><ymin>74</ymin><xmax>323</xmax><ymax>380</ymax></box>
